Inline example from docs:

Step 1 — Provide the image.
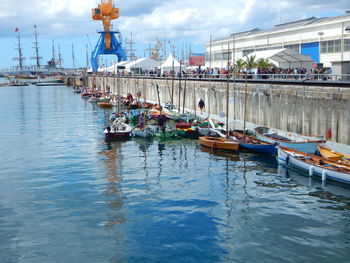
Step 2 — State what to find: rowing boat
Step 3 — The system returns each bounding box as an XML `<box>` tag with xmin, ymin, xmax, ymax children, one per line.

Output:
<box><xmin>255</xmin><ymin>126</ymin><xmax>324</xmax><ymax>154</ymax></box>
<box><xmin>318</xmin><ymin>144</ymin><xmax>350</xmax><ymax>165</ymax></box>
<box><xmin>199</xmin><ymin>136</ymin><xmax>239</xmax><ymax>152</ymax></box>
<box><xmin>230</xmin><ymin>130</ymin><xmax>277</xmax><ymax>155</ymax></box>
<box><xmin>278</xmin><ymin>146</ymin><xmax>350</xmax><ymax>184</ymax></box>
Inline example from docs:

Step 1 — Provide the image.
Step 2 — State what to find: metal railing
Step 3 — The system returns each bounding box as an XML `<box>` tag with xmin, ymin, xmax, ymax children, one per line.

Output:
<box><xmin>89</xmin><ymin>71</ymin><xmax>350</xmax><ymax>82</ymax></box>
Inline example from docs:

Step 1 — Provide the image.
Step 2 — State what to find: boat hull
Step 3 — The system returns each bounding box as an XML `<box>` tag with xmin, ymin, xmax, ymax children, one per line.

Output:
<box><xmin>104</xmin><ymin>130</ymin><xmax>131</xmax><ymax>139</ymax></box>
<box><xmin>254</xmin><ymin>127</ymin><xmax>323</xmax><ymax>154</ymax></box>
<box><xmin>278</xmin><ymin>147</ymin><xmax>350</xmax><ymax>184</ymax></box>
<box><xmin>199</xmin><ymin>136</ymin><xmax>239</xmax><ymax>151</ymax></box>
<box><xmin>132</xmin><ymin>128</ymin><xmax>153</xmax><ymax>138</ymax></box>
<box><xmin>239</xmin><ymin>142</ymin><xmax>277</xmax><ymax>155</ymax></box>
<box><xmin>176</xmin><ymin>128</ymin><xmax>199</xmax><ymax>139</ymax></box>
<box><xmin>154</xmin><ymin>130</ymin><xmax>177</xmax><ymax>140</ymax></box>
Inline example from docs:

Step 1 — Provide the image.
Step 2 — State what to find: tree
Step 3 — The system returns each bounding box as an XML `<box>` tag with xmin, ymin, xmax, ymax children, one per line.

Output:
<box><xmin>245</xmin><ymin>55</ymin><xmax>258</xmax><ymax>70</ymax></box>
<box><xmin>257</xmin><ymin>58</ymin><xmax>272</xmax><ymax>70</ymax></box>
<box><xmin>234</xmin><ymin>58</ymin><xmax>246</xmax><ymax>78</ymax></box>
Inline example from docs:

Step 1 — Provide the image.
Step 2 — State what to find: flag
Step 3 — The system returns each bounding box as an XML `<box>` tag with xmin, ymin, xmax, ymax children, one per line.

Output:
<box><xmin>326</xmin><ymin>126</ymin><xmax>332</xmax><ymax>140</ymax></box>
<box><xmin>14</xmin><ymin>27</ymin><xmax>19</xmax><ymax>32</ymax></box>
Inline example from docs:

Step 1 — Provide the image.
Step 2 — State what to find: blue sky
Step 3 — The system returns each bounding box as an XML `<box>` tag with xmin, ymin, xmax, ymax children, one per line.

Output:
<box><xmin>0</xmin><ymin>0</ymin><xmax>348</xmax><ymax>69</ymax></box>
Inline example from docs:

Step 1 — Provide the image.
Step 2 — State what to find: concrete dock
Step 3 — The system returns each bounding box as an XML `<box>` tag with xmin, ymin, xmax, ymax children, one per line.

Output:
<box><xmin>67</xmin><ymin>76</ymin><xmax>350</xmax><ymax>145</ymax></box>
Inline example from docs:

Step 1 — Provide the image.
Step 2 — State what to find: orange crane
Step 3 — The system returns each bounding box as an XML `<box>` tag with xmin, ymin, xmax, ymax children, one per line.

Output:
<box><xmin>92</xmin><ymin>0</ymin><xmax>119</xmax><ymax>50</ymax></box>
<box><xmin>91</xmin><ymin>0</ymin><xmax>125</xmax><ymax>72</ymax></box>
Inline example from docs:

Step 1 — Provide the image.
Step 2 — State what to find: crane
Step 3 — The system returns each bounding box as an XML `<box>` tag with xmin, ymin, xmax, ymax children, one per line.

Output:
<box><xmin>91</xmin><ymin>0</ymin><xmax>126</xmax><ymax>72</ymax></box>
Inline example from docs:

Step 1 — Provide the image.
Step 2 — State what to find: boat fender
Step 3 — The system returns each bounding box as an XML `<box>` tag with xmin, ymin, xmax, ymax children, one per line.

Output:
<box><xmin>286</xmin><ymin>154</ymin><xmax>290</xmax><ymax>165</ymax></box>
<box><xmin>322</xmin><ymin>171</ymin><xmax>327</xmax><ymax>181</ymax></box>
<box><xmin>309</xmin><ymin>166</ymin><xmax>314</xmax><ymax>176</ymax></box>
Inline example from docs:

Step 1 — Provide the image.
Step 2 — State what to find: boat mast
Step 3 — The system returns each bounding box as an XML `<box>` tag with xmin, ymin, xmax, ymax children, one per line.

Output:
<box><xmin>72</xmin><ymin>43</ymin><xmax>76</xmax><ymax>69</ymax></box>
<box><xmin>58</xmin><ymin>45</ymin><xmax>62</xmax><ymax>68</ymax></box>
<box><xmin>52</xmin><ymin>39</ymin><xmax>56</xmax><ymax>68</ymax></box>
<box><xmin>13</xmin><ymin>29</ymin><xmax>25</xmax><ymax>72</ymax></box>
<box><xmin>226</xmin><ymin>42</ymin><xmax>230</xmax><ymax>137</ymax></box>
<box><xmin>85</xmin><ymin>44</ymin><xmax>89</xmax><ymax>70</ymax></box>
<box><xmin>31</xmin><ymin>25</ymin><xmax>41</xmax><ymax>68</ymax></box>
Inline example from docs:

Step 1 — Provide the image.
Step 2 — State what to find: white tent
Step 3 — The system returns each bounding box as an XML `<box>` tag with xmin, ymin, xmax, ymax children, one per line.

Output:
<box><xmin>124</xmin><ymin>58</ymin><xmax>160</xmax><ymax>73</ymax></box>
<box><xmin>160</xmin><ymin>54</ymin><xmax>181</xmax><ymax>73</ymax></box>
<box><xmin>247</xmin><ymin>48</ymin><xmax>315</xmax><ymax>69</ymax></box>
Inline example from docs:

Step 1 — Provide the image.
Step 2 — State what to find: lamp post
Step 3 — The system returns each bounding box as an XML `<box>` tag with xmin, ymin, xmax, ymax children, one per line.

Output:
<box><xmin>318</xmin><ymin>31</ymin><xmax>324</xmax><ymax>64</ymax></box>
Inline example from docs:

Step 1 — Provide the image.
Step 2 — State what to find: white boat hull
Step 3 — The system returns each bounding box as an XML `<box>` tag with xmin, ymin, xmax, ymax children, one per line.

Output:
<box><xmin>278</xmin><ymin>147</ymin><xmax>350</xmax><ymax>184</ymax></box>
<box><xmin>132</xmin><ymin>128</ymin><xmax>153</xmax><ymax>138</ymax></box>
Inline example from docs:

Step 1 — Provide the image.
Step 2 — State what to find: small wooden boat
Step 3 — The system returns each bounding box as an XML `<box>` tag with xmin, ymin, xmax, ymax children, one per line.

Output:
<box><xmin>175</xmin><ymin>122</ymin><xmax>199</xmax><ymax>139</ymax></box>
<box><xmin>73</xmin><ymin>87</ymin><xmax>83</xmax><ymax>93</ymax></box>
<box><xmin>199</xmin><ymin>136</ymin><xmax>239</xmax><ymax>152</ymax></box>
<box><xmin>104</xmin><ymin>121</ymin><xmax>132</xmax><ymax>139</ymax></box>
<box><xmin>148</xmin><ymin>108</ymin><xmax>164</xmax><ymax>119</ymax></box>
<box><xmin>132</xmin><ymin>127</ymin><xmax>154</xmax><ymax>138</ymax></box>
<box><xmin>255</xmin><ymin>126</ymin><xmax>324</xmax><ymax>154</ymax></box>
<box><xmin>163</xmin><ymin>108</ymin><xmax>181</xmax><ymax>121</ymax></box>
<box><xmin>278</xmin><ymin>146</ymin><xmax>350</xmax><ymax>184</ymax></box>
<box><xmin>154</xmin><ymin>129</ymin><xmax>177</xmax><ymax>141</ymax></box>
<box><xmin>230</xmin><ymin>130</ymin><xmax>277</xmax><ymax>155</ymax></box>
<box><xmin>98</xmin><ymin>101</ymin><xmax>113</xmax><ymax>108</ymax></box>
<box><xmin>81</xmin><ymin>91</ymin><xmax>92</xmax><ymax>98</ymax></box>
<box><xmin>10</xmin><ymin>82</ymin><xmax>28</xmax><ymax>86</ymax></box>
<box><xmin>176</xmin><ymin>128</ymin><xmax>199</xmax><ymax>139</ymax></box>
<box><xmin>318</xmin><ymin>144</ymin><xmax>350</xmax><ymax>165</ymax></box>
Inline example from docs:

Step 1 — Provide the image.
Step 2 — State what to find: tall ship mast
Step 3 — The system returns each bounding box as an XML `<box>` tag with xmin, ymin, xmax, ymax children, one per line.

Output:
<box><xmin>13</xmin><ymin>28</ymin><xmax>25</xmax><ymax>72</ymax></box>
<box><xmin>30</xmin><ymin>25</ymin><xmax>42</xmax><ymax>68</ymax></box>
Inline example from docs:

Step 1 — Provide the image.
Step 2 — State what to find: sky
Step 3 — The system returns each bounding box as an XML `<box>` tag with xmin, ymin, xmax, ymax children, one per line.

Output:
<box><xmin>0</xmin><ymin>0</ymin><xmax>349</xmax><ymax>69</ymax></box>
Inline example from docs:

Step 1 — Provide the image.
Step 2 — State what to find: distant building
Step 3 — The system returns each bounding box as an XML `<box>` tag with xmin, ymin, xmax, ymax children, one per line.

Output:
<box><xmin>206</xmin><ymin>11</ymin><xmax>350</xmax><ymax>68</ymax></box>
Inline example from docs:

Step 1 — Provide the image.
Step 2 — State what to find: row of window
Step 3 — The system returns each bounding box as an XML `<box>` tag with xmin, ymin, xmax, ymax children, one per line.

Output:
<box><xmin>206</xmin><ymin>39</ymin><xmax>350</xmax><ymax>60</ymax></box>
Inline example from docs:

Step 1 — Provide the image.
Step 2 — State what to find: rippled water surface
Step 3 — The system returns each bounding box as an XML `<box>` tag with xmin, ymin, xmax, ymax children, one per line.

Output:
<box><xmin>1</xmin><ymin>85</ymin><xmax>350</xmax><ymax>263</ymax></box>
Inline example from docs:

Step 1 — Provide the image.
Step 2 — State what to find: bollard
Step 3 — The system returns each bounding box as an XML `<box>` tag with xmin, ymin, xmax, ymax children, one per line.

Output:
<box><xmin>322</xmin><ymin>171</ymin><xmax>327</xmax><ymax>181</ymax></box>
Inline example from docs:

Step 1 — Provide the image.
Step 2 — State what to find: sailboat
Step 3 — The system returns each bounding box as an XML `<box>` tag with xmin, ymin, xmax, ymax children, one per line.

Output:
<box><xmin>199</xmin><ymin>70</ymin><xmax>239</xmax><ymax>152</ymax></box>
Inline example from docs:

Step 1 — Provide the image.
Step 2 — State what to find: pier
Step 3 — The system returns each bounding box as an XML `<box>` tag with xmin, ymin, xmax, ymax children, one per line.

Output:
<box><xmin>67</xmin><ymin>75</ymin><xmax>350</xmax><ymax>144</ymax></box>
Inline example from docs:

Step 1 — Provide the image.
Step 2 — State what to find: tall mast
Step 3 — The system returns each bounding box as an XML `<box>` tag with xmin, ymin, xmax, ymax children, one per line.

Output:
<box><xmin>31</xmin><ymin>25</ymin><xmax>41</xmax><ymax>68</ymax></box>
<box><xmin>58</xmin><ymin>45</ymin><xmax>62</xmax><ymax>68</ymax></box>
<box><xmin>72</xmin><ymin>43</ymin><xmax>75</xmax><ymax>69</ymax></box>
<box><xmin>86</xmin><ymin>44</ymin><xmax>89</xmax><ymax>70</ymax></box>
<box><xmin>52</xmin><ymin>39</ymin><xmax>56</xmax><ymax>67</ymax></box>
<box><xmin>13</xmin><ymin>29</ymin><xmax>25</xmax><ymax>71</ymax></box>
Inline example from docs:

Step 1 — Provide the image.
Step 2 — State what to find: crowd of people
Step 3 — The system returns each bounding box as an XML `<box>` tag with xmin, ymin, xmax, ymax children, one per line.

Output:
<box><xmin>92</xmin><ymin>65</ymin><xmax>333</xmax><ymax>81</ymax></box>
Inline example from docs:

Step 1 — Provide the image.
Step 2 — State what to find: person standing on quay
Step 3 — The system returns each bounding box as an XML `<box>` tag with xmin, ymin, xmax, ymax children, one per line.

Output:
<box><xmin>198</xmin><ymin>99</ymin><xmax>205</xmax><ymax>113</ymax></box>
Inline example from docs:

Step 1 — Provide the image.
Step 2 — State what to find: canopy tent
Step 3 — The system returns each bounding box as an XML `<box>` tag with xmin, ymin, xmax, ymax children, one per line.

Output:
<box><xmin>247</xmin><ymin>48</ymin><xmax>315</xmax><ymax>69</ymax></box>
<box><xmin>124</xmin><ymin>58</ymin><xmax>160</xmax><ymax>73</ymax></box>
<box><xmin>160</xmin><ymin>54</ymin><xmax>181</xmax><ymax>73</ymax></box>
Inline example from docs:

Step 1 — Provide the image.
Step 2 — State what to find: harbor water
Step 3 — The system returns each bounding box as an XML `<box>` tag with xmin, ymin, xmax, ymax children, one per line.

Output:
<box><xmin>1</xmin><ymin>85</ymin><xmax>350</xmax><ymax>262</ymax></box>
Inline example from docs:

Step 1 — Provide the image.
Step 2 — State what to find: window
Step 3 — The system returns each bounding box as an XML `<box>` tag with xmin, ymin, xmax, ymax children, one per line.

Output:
<box><xmin>243</xmin><ymin>49</ymin><xmax>254</xmax><ymax>56</ymax></box>
<box><xmin>344</xmin><ymin>39</ymin><xmax>350</xmax><ymax>51</ymax></box>
<box><xmin>321</xmin><ymin>39</ymin><xmax>342</xmax><ymax>53</ymax></box>
<box><xmin>285</xmin><ymin>44</ymin><xmax>300</xmax><ymax>52</ymax></box>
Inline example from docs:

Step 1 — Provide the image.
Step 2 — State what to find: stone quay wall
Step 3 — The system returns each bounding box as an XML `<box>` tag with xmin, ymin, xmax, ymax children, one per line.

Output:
<box><xmin>69</xmin><ymin>76</ymin><xmax>350</xmax><ymax>145</ymax></box>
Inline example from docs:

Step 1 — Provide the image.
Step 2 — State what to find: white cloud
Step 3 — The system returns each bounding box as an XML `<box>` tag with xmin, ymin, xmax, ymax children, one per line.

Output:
<box><xmin>0</xmin><ymin>0</ymin><xmax>348</xmax><ymax>67</ymax></box>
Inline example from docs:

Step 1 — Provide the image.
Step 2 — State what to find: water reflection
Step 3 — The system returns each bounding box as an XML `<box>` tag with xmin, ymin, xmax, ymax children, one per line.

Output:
<box><xmin>278</xmin><ymin>164</ymin><xmax>350</xmax><ymax>210</ymax></box>
<box><xmin>199</xmin><ymin>145</ymin><xmax>240</xmax><ymax>161</ymax></box>
<box><xmin>100</xmin><ymin>140</ymin><xmax>125</xmax><ymax>228</ymax></box>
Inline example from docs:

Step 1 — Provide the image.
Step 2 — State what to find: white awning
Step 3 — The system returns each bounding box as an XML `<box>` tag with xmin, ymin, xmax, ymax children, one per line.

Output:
<box><xmin>247</xmin><ymin>48</ymin><xmax>315</xmax><ymax>68</ymax></box>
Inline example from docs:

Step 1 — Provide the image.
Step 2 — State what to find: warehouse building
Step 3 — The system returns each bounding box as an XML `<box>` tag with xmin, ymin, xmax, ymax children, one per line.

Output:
<box><xmin>206</xmin><ymin>11</ymin><xmax>350</xmax><ymax>70</ymax></box>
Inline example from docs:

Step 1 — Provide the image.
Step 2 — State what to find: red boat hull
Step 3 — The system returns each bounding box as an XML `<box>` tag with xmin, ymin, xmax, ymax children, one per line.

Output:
<box><xmin>105</xmin><ymin>131</ymin><xmax>131</xmax><ymax>140</ymax></box>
